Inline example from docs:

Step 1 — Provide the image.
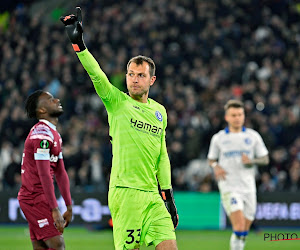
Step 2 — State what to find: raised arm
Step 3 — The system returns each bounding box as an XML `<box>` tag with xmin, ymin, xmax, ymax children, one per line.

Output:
<box><xmin>60</xmin><ymin>7</ymin><xmax>113</xmax><ymax>100</ymax></box>
<box><xmin>60</xmin><ymin>7</ymin><xmax>86</xmax><ymax>52</ymax></box>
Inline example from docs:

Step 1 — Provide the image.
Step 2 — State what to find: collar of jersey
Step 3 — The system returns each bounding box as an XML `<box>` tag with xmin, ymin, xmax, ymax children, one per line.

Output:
<box><xmin>39</xmin><ymin>119</ymin><xmax>56</xmax><ymax>131</ymax></box>
<box><xmin>225</xmin><ymin>126</ymin><xmax>246</xmax><ymax>133</ymax></box>
<box><xmin>127</xmin><ymin>93</ymin><xmax>150</xmax><ymax>105</ymax></box>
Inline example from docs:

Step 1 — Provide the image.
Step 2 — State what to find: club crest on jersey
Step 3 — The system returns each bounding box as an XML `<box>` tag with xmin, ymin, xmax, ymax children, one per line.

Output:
<box><xmin>40</xmin><ymin>139</ymin><xmax>49</xmax><ymax>149</ymax></box>
<box><xmin>155</xmin><ymin>111</ymin><xmax>163</xmax><ymax>122</ymax></box>
<box><xmin>244</xmin><ymin>138</ymin><xmax>252</xmax><ymax>145</ymax></box>
<box><xmin>231</xmin><ymin>197</ymin><xmax>238</xmax><ymax>205</ymax></box>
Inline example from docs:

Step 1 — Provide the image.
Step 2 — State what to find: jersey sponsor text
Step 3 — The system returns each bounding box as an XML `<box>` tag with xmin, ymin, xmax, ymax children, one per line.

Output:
<box><xmin>130</xmin><ymin>118</ymin><xmax>162</xmax><ymax>136</ymax></box>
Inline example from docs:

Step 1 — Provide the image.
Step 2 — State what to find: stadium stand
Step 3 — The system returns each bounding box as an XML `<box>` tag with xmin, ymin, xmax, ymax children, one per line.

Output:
<box><xmin>0</xmin><ymin>0</ymin><xmax>300</xmax><ymax>193</ymax></box>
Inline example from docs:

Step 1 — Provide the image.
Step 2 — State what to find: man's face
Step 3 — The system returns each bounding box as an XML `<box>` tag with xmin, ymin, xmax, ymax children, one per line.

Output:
<box><xmin>225</xmin><ymin>107</ymin><xmax>245</xmax><ymax>129</ymax></box>
<box><xmin>126</xmin><ymin>62</ymin><xmax>156</xmax><ymax>98</ymax></box>
<box><xmin>38</xmin><ymin>92</ymin><xmax>63</xmax><ymax>117</ymax></box>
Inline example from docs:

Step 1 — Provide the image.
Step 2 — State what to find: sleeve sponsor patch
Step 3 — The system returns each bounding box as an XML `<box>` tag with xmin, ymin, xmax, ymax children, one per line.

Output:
<box><xmin>34</xmin><ymin>153</ymin><xmax>50</xmax><ymax>160</ymax></box>
<box><xmin>37</xmin><ymin>148</ymin><xmax>50</xmax><ymax>154</ymax></box>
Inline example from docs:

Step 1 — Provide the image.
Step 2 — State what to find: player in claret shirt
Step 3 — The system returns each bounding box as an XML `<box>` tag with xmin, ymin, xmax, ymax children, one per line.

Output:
<box><xmin>18</xmin><ymin>90</ymin><xmax>72</xmax><ymax>250</ymax></box>
<box><xmin>61</xmin><ymin>7</ymin><xmax>178</xmax><ymax>250</ymax></box>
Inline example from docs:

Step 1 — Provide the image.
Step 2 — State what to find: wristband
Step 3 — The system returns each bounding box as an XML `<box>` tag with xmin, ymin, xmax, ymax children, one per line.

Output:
<box><xmin>211</xmin><ymin>162</ymin><xmax>218</xmax><ymax>168</ymax></box>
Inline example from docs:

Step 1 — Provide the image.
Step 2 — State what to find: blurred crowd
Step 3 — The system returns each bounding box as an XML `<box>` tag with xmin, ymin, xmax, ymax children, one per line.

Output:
<box><xmin>1</xmin><ymin>0</ymin><xmax>300</xmax><ymax>193</ymax></box>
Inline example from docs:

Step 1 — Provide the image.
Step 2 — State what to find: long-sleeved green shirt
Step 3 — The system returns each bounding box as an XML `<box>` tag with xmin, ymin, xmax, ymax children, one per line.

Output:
<box><xmin>77</xmin><ymin>50</ymin><xmax>172</xmax><ymax>191</ymax></box>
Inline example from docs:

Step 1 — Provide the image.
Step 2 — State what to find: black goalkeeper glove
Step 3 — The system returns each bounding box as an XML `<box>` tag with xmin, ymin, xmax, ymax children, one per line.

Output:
<box><xmin>161</xmin><ymin>189</ymin><xmax>179</xmax><ymax>229</ymax></box>
<box><xmin>60</xmin><ymin>7</ymin><xmax>86</xmax><ymax>52</ymax></box>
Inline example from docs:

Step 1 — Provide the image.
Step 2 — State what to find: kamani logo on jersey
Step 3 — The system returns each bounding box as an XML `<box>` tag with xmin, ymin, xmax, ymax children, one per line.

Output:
<box><xmin>130</xmin><ymin>118</ymin><xmax>162</xmax><ymax>135</ymax></box>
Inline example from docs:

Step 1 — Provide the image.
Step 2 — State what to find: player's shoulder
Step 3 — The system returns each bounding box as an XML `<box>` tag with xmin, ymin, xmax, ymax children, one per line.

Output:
<box><xmin>149</xmin><ymin>98</ymin><xmax>166</xmax><ymax>112</ymax></box>
<box><xmin>214</xmin><ymin>129</ymin><xmax>227</xmax><ymax>138</ymax></box>
<box><xmin>29</xmin><ymin>121</ymin><xmax>54</xmax><ymax>142</ymax></box>
<box><xmin>31</xmin><ymin>122</ymin><xmax>53</xmax><ymax>133</ymax></box>
<box><xmin>149</xmin><ymin>98</ymin><xmax>167</xmax><ymax>124</ymax></box>
<box><xmin>106</xmin><ymin>87</ymin><xmax>129</xmax><ymax>103</ymax></box>
<box><xmin>209</xmin><ymin>130</ymin><xmax>225</xmax><ymax>144</ymax></box>
<box><xmin>244</xmin><ymin>127</ymin><xmax>261</xmax><ymax>137</ymax></box>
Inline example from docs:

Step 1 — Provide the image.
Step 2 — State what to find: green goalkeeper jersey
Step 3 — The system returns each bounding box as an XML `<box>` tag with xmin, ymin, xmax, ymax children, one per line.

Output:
<box><xmin>77</xmin><ymin>50</ymin><xmax>172</xmax><ymax>191</ymax></box>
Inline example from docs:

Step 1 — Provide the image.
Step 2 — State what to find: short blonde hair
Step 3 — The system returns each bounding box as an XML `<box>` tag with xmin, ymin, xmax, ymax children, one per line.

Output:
<box><xmin>224</xmin><ymin>100</ymin><xmax>244</xmax><ymax>111</ymax></box>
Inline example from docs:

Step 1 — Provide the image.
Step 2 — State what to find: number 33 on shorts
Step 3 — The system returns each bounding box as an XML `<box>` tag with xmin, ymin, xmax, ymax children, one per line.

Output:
<box><xmin>126</xmin><ymin>229</ymin><xmax>141</xmax><ymax>245</ymax></box>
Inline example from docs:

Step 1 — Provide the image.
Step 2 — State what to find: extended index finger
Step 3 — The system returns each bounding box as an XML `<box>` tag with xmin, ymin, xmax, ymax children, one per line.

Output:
<box><xmin>76</xmin><ymin>7</ymin><xmax>82</xmax><ymax>23</ymax></box>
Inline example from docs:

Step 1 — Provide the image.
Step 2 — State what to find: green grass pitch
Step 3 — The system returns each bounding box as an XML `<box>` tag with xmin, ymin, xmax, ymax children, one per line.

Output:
<box><xmin>0</xmin><ymin>225</ymin><xmax>299</xmax><ymax>249</ymax></box>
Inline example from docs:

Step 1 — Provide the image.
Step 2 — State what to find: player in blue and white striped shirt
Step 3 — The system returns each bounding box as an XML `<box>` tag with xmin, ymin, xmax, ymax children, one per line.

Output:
<box><xmin>208</xmin><ymin>100</ymin><xmax>269</xmax><ymax>250</ymax></box>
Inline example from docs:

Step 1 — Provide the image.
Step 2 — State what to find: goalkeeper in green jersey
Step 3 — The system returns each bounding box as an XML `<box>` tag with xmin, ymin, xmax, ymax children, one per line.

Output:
<box><xmin>61</xmin><ymin>7</ymin><xmax>178</xmax><ymax>250</ymax></box>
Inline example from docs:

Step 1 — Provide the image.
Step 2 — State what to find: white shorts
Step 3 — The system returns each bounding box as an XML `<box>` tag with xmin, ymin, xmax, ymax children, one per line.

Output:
<box><xmin>221</xmin><ymin>192</ymin><xmax>256</xmax><ymax>221</ymax></box>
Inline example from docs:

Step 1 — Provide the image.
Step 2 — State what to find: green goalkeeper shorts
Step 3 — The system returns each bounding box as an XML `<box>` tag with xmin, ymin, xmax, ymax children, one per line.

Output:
<box><xmin>108</xmin><ymin>186</ymin><xmax>176</xmax><ymax>250</ymax></box>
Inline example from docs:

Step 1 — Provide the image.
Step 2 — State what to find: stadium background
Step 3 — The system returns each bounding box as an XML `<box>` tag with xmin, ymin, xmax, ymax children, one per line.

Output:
<box><xmin>1</xmin><ymin>0</ymin><xmax>300</xmax><ymax>249</ymax></box>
